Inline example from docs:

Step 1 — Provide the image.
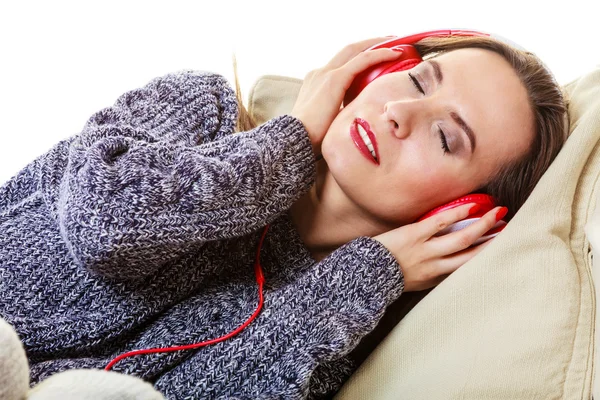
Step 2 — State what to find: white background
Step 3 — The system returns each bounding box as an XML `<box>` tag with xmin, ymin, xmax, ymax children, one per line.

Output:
<box><xmin>0</xmin><ymin>0</ymin><xmax>598</xmax><ymax>184</ymax></box>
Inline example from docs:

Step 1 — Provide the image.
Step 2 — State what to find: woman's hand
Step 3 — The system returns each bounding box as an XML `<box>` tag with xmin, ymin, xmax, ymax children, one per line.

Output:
<box><xmin>373</xmin><ymin>204</ymin><xmax>506</xmax><ymax>292</ymax></box>
<box><xmin>291</xmin><ymin>37</ymin><xmax>404</xmax><ymax>157</ymax></box>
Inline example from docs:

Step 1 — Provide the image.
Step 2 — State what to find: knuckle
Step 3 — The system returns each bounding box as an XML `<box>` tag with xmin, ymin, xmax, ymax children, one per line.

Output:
<box><xmin>435</xmin><ymin>218</ymin><xmax>448</xmax><ymax>231</ymax></box>
<box><xmin>347</xmin><ymin>43</ymin><xmax>362</xmax><ymax>53</ymax></box>
<box><xmin>421</xmin><ymin>268</ymin><xmax>437</xmax><ymax>282</ymax></box>
<box><xmin>337</xmin><ymin>45</ymin><xmax>354</xmax><ymax>59</ymax></box>
<box><xmin>310</xmin><ymin>68</ymin><xmax>324</xmax><ymax>77</ymax></box>
<box><xmin>321</xmin><ymin>71</ymin><xmax>335</xmax><ymax>88</ymax></box>
<box><xmin>323</xmin><ymin>71</ymin><xmax>339</xmax><ymax>87</ymax></box>
<box><xmin>323</xmin><ymin>70</ymin><xmax>335</xmax><ymax>80</ymax></box>
<box><xmin>457</xmin><ymin>234</ymin><xmax>472</xmax><ymax>249</ymax></box>
<box><xmin>304</xmin><ymin>70</ymin><xmax>318</xmax><ymax>81</ymax></box>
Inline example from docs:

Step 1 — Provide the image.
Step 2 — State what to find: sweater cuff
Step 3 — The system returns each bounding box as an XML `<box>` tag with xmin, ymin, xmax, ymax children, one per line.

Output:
<box><xmin>330</xmin><ymin>236</ymin><xmax>405</xmax><ymax>307</ymax></box>
<box><xmin>264</xmin><ymin>114</ymin><xmax>316</xmax><ymax>191</ymax></box>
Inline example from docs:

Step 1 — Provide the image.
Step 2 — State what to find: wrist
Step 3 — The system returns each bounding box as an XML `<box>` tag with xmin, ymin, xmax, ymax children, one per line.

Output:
<box><xmin>312</xmin><ymin>142</ymin><xmax>322</xmax><ymax>159</ymax></box>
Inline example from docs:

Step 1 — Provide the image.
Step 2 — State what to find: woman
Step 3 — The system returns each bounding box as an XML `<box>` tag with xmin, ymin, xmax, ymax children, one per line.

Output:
<box><xmin>0</xmin><ymin>35</ymin><xmax>567</xmax><ymax>399</ymax></box>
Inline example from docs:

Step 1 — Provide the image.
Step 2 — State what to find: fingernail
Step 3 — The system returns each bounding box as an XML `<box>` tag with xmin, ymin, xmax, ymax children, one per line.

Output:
<box><xmin>468</xmin><ymin>204</ymin><xmax>481</xmax><ymax>215</ymax></box>
<box><xmin>495</xmin><ymin>207</ymin><xmax>508</xmax><ymax>222</ymax></box>
<box><xmin>390</xmin><ymin>47</ymin><xmax>404</xmax><ymax>53</ymax></box>
<box><xmin>385</xmin><ymin>35</ymin><xmax>397</xmax><ymax>38</ymax></box>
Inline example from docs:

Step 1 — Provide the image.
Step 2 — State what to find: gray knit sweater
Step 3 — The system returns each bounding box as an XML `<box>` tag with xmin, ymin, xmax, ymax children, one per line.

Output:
<box><xmin>0</xmin><ymin>71</ymin><xmax>405</xmax><ymax>399</ymax></box>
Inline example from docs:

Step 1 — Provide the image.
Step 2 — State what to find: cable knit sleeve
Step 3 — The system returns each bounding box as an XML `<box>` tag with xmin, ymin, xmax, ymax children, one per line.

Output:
<box><xmin>154</xmin><ymin>236</ymin><xmax>405</xmax><ymax>399</ymax></box>
<box><xmin>268</xmin><ymin>237</ymin><xmax>405</xmax><ymax>399</ymax></box>
<box><xmin>55</xmin><ymin>71</ymin><xmax>316</xmax><ymax>280</ymax></box>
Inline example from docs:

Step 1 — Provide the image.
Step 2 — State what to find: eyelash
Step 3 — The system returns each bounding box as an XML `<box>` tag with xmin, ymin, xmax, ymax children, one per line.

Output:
<box><xmin>438</xmin><ymin>128</ymin><xmax>450</xmax><ymax>154</ymax></box>
<box><xmin>408</xmin><ymin>73</ymin><xmax>451</xmax><ymax>155</ymax></box>
<box><xmin>408</xmin><ymin>73</ymin><xmax>424</xmax><ymax>94</ymax></box>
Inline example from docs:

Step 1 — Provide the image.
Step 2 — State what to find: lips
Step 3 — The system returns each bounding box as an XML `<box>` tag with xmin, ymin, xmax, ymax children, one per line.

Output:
<box><xmin>349</xmin><ymin>118</ymin><xmax>379</xmax><ymax>165</ymax></box>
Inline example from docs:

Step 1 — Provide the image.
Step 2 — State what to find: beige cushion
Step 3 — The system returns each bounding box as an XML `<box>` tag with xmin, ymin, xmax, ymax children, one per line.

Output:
<box><xmin>587</xmin><ymin>198</ymin><xmax>600</xmax><ymax>399</ymax></box>
<box><xmin>247</xmin><ymin>68</ymin><xmax>600</xmax><ymax>399</ymax></box>
<box><xmin>248</xmin><ymin>75</ymin><xmax>303</xmax><ymax>124</ymax></box>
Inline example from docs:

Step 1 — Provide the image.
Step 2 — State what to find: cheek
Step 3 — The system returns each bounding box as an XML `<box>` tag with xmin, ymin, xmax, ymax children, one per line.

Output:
<box><xmin>322</xmin><ymin>117</ymin><xmax>350</xmax><ymax>166</ymax></box>
<box><xmin>383</xmin><ymin>159</ymin><xmax>469</xmax><ymax>213</ymax></box>
<box><xmin>321</xmin><ymin>104</ymin><xmax>369</xmax><ymax>166</ymax></box>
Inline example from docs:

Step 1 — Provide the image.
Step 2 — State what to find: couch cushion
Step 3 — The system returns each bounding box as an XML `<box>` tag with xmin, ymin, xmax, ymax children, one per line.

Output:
<box><xmin>247</xmin><ymin>68</ymin><xmax>600</xmax><ymax>399</ymax></box>
<box><xmin>587</xmin><ymin>195</ymin><xmax>600</xmax><ymax>399</ymax></box>
<box><xmin>248</xmin><ymin>75</ymin><xmax>303</xmax><ymax>125</ymax></box>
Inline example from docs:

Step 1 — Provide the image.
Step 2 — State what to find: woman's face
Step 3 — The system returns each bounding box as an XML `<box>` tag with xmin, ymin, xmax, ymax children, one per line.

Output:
<box><xmin>321</xmin><ymin>48</ymin><xmax>535</xmax><ymax>226</ymax></box>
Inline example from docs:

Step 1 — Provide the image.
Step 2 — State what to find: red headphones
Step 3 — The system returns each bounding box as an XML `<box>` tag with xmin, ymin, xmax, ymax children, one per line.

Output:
<box><xmin>343</xmin><ymin>29</ymin><xmax>511</xmax><ymax>238</ymax></box>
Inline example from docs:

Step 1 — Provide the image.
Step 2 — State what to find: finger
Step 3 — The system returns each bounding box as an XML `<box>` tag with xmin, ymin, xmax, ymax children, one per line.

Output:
<box><xmin>414</xmin><ymin>240</ymin><xmax>492</xmax><ymax>290</ymax></box>
<box><xmin>427</xmin><ymin>206</ymin><xmax>505</xmax><ymax>257</ymax></box>
<box><xmin>325</xmin><ymin>37</ymin><xmax>396</xmax><ymax>69</ymax></box>
<box><xmin>436</xmin><ymin>238</ymin><xmax>494</xmax><ymax>275</ymax></box>
<box><xmin>415</xmin><ymin>203</ymin><xmax>479</xmax><ymax>241</ymax></box>
<box><xmin>336</xmin><ymin>48</ymin><xmax>405</xmax><ymax>86</ymax></box>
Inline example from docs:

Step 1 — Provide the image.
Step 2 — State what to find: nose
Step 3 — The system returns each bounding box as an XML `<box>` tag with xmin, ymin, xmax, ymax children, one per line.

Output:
<box><xmin>384</xmin><ymin>98</ymin><xmax>430</xmax><ymax>139</ymax></box>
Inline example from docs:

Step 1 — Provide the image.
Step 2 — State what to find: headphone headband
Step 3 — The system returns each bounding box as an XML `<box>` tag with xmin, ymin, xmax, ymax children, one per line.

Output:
<box><xmin>371</xmin><ymin>29</ymin><xmax>490</xmax><ymax>50</ymax></box>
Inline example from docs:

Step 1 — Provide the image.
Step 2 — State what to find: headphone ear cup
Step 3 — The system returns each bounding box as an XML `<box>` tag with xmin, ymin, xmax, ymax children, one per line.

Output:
<box><xmin>416</xmin><ymin>193</ymin><xmax>507</xmax><ymax>244</ymax></box>
<box><xmin>384</xmin><ymin>58</ymin><xmax>421</xmax><ymax>72</ymax></box>
<box><xmin>417</xmin><ymin>194</ymin><xmax>498</xmax><ymax>222</ymax></box>
<box><xmin>343</xmin><ymin>44</ymin><xmax>422</xmax><ymax>106</ymax></box>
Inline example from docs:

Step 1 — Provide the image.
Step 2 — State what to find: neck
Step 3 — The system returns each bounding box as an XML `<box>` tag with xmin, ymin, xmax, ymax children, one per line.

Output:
<box><xmin>289</xmin><ymin>159</ymin><xmax>389</xmax><ymax>262</ymax></box>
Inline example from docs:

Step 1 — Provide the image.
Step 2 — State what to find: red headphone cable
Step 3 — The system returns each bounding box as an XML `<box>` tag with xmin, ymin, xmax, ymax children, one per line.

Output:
<box><xmin>105</xmin><ymin>224</ymin><xmax>269</xmax><ymax>371</ymax></box>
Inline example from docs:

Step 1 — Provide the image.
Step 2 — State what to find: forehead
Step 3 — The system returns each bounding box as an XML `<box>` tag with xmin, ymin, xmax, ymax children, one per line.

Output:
<box><xmin>432</xmin><ymin>48</ymin><xmax>534</xmax><ymax>161</ymax></box>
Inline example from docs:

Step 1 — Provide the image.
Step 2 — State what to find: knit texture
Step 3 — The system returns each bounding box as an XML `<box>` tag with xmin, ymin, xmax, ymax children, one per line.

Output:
<box><xmin>0</xmin><ymin>71</ymin><xmax>405</xmax><ymax>399</ymax></box>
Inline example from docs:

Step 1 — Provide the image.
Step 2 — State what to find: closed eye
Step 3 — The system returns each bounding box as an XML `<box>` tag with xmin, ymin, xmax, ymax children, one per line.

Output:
<box><xmin>438</xmin><ymin>127</ymin><xmax>451</xmax><ymax>154</ymax></box>
<box><xmin>408</xmin><ymin>73</ymin><xmax>424</xmax><ymax>94</ymax></box>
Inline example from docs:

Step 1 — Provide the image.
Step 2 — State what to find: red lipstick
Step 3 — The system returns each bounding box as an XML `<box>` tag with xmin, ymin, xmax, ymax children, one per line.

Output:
<box><xmin>349</xmin><ymin>118</ymin><xmax>379</xmax><ymax>165</ymax></box>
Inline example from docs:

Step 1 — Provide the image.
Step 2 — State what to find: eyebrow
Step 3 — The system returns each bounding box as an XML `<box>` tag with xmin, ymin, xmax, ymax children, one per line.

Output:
<box><xmin>426</xmin><ymin>59</ymin><xmax>477</xmax><ymax>154</ymax></box>
<box><xmin>451</xmin><ymin>112</ymin><xmax>477</xmax><ymax>154</ymax></box>
<box><xmin>428</xmin><ymin>59</ymin><xmax>444</xmax><ymax>84</ymax></box>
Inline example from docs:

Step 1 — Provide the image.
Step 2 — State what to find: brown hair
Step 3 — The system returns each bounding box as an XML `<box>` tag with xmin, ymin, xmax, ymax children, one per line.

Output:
<box><xmin>232</xmin><ymin>55</ymin><xmax>257</xmax><ymax>133</ymax></box>
<box><xmin>233</xmin><ymin>36</ymin><xmax>569</xmax><ymax>221</ymax></box>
